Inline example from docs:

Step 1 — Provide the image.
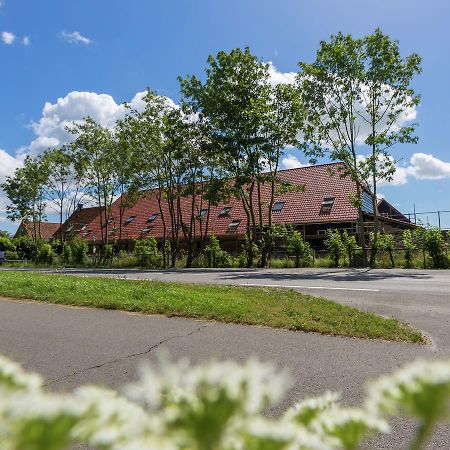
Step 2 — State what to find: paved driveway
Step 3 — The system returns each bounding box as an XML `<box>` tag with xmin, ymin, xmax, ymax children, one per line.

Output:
<box><xmin>1</xmin><ymin>267</ymin><xmax>450</xmax><ymax>448</ymax></box>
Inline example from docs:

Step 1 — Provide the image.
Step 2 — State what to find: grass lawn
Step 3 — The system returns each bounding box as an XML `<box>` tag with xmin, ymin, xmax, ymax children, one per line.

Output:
<box><xmin>0</xmin><ymin>271</ymin><xmax>424</xmax><ymax>343</ymax></box>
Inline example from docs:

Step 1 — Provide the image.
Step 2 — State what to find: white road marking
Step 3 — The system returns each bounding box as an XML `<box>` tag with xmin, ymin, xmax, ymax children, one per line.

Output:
<box><xmin>241</xmin><ymin>283</ymin><xmax>379</xmax><ymax>292</ymax></box>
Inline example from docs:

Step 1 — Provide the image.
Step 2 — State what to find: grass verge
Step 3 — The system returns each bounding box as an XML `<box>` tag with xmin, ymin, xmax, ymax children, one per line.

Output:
<box><xmin>0</xmin><ymin>271</ymin><xmax>424</xmax><ymax>343</ymax></box>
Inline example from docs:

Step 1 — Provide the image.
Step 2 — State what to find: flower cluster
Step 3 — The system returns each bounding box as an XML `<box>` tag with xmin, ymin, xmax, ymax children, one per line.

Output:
<box><xmin>0</xmin><ymin>354</ymin><xmax>449</xmax><ymax>449</ymax></box>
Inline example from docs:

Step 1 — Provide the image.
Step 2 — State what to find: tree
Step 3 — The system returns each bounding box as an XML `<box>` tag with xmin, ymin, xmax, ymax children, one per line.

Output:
<box><xmin>299</xmin><ymin>32</ymin><xmax>368</xmax><ymax>265</ymax></box>
<box><xmin>324</xmin><ymin>229</ymin><xmax>345</xmax><ymax>267</ymax></box>
<box><xmin>41</xmin><ymin>146</ymin><xmax>86</xmax><ymax>244</ymax></box>
<box><xmin>342</xmin><ymin>229</ymin><xmax>362</xmax><ymax>266</ymax></box>
<box><xmin>286</xmin><ymin>229</ymin><xmax>312</xmax><ymax>268</ymax></box>
<box><xmin>403</xmin><ymin>229</ymin><xmax>416</xmax><ymax>268</ymax></box>
<box><xmin>358</xmin><ymin>29</ymin><xmax>422</xmax><ymax>267</ymax></box>
<box><xmin>180</xmin><ymin>48</ymin><xmax>299</xmax><ymax>267</ymax></box>
<box><xmin>69</xmin><ymin>117</ymin><xmax>117</xmax><ymax>245</ymax></box>
<box><xmin>378</xmin><ymin>233</ymin><xmax>395</xmax><ymax>267</ymax></box>
<box><xmin>424</xmin><ymin>228</ymin><xmax>446</xmax><ymax>269</ymax></box>
<box><xmin>2</xmin><ymin>155</ymin><xmax>49</xmax><ymax>243</ymax></box>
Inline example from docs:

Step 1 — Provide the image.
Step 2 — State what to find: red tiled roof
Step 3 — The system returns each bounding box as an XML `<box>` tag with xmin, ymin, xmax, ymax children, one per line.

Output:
<box><xmin>57</xmin><ymin>206</ymin><xmax>102</xmax><ymax>237</ymax></box>
<box><xmin>80</xmin><ymin>163</ymin><xmax>361</xmax><ymax>242</ymax></box>
<box><xmin>14</xmin><ymin>221</ymin><xmax>61</xmax><ymax>241</ymax></box>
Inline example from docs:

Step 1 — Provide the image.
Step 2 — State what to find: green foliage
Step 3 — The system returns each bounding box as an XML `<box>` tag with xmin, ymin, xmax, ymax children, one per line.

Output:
<box><xmin>203</xmin><ymin>235</ymin><xmax>231</xmax><ymax>268</ymax></box>
<box><xmin>103</xmin><ymin>244</ymin><xmax>114</xmax><ymax>264</ymax></box>
<box><xmin>286</xmin><ymin>230</ymin><xmax>312</xmax><ymax>268</ymax></box>
<box><xmin>403</xmin><ymin>230</ymin><xmax>416</xmax><ymax>268</ymax></box>
<box><xmin>424</xmin><ymin>228</ymin><xmax>446</xmax><ymax>269</ymax></box>
<box><xmin>13</xmin><ymin>236</ymin><xmax>38</xmax><ymax>260</ymax></box>
<box><xmin>325</xmin><ymin>230</ymin><xmax>345</xmax><ymax>267</ymax></box>
<box><xmin>36</xmin><ymin>243</ymin><xmax>55</xmax><ymax>264</ymax></box>
<box><xmin>71</xmin><ymin>237</ymin><xmax>89</xmax><ymax>265</ymax></box>
<box><xmin>62</xmin><ymin>243</ymin><xmax>72</xmax><ymax>265</ymax></box>
<box><xmin>378</xmin><ymin>234</ymin><xmax>396</xmax><ymax>268</ymax></box>
<box><xmin>0</xmin><ymin>236</ymin><xmax>15</xmax><ymax>252</ymax></box>
<box><xmin>3</xmin><ymin>351</ymin><xmax>450</xmax><ymax>449</ymax></box>
<box><xmin>341</xmin><ymin>230</ymin><xmax>362</xmax><ymax>267</ymax></box>
<box><xmin>135</xmin><ymin>237</ymin><xmax>163</xmax><ymax>268</ymax></box>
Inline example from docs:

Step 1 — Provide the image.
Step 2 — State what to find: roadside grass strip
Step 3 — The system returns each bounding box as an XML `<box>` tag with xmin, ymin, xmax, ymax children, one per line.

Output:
<box><xmin>0</xmin><ymin>271</ymin><xmax>424</xmax><ymax>343</ymax></box>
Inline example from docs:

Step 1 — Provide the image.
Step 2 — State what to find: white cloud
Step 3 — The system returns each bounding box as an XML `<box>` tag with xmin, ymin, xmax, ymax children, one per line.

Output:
<box><xmin>407</xmin><ymin>153</ymin><xmax>450</xmax><ymax>180</ymax></box>
<box><xmin>59</xmin><ymin>31</ymin><xmax>92</xmax><ymax>45</ymax></box>
<box><xmin>22</xmin><ymin>36</ymin><xmax>30</xmax><ymax>46</ymax></box>
<box><xmin>267</xmin><ymin>62</ymin><xmax>296</xmax><ymax>86</ymax></box>
<box><xmin>21</xmin><ymin>90</ymin><xmax>155</xmax><ymax>156</ymax></box>
<box><xmin>1</xmin><ymin>31</ymin><xmax>15</xmax><ymax>44</ymax></box>
<box><xmin>281</xmin><ymin>154</ymin><xmax>307</xmax><ymax>170</ymax></box>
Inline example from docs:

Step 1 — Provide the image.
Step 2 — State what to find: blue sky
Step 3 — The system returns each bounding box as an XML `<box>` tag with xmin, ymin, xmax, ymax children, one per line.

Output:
<box><xmin>1</xmin><ymin>0</ymin><xmax>450</xmax><ymax>232</ymax></box>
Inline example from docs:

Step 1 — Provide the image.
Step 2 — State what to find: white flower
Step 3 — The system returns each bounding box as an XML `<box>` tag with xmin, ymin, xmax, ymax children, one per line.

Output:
<box><xmin>0</xmin><ymin>355</ymin><xmax>42</xmax><ymax>392</ymax></box>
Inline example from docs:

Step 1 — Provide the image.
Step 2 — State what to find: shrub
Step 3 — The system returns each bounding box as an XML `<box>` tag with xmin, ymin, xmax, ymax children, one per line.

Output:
<box><xmin>286</xmin><ymin>230</ymin><xmax>312</xmax><ymax>268</ymax></box>
<box><xmin>102</xmin><ymin>244</ymin><xmax>114</xmax><ymax>265</ymax></box>
<box><xmin>13</xmin><ymin>236</ymin><xmax>38</xmax><ymax>261</ymax></box>
<box><xmin>324</xmin><ymin>229</ymin><xmax>345</xmax><ymax>267</ymax></box>
<box><xmin>36</xmin><ymin>243</ymin><xmax>55</xmax><ymax>264</ymax></box>
<box><xmin>403</xmin><ymin>230</ymin><xmax>416</xmax><ymax>268</ymax></box>
<box><xmin>342</xmin><ymin>230</ymin><xmax>362</xmax><ymax>267</ymax></box>
<box><xmin>71</xmin><ymin>237</ymin><xmax>89</xmax><ymax>265</ymax></box>
<box><xmin>0</xmin><ymin>236</ymin><xmax>15</xmax><ymax>252</ymax></box>
<box><xmin>378</xmin><ymin>233</ymin><xmax>395</xmax><ymax>268</ymax></box>
<box><xmin>203</xmin><ymin>235</ymin><xmax>232</xmax><ymax>268</ymax></box>
<box><xmin>2</xmin><ymin>354</ymin><xmax>450</xmax><ymax>449</ymax></box>
<box><xmin>62</xmin><ymin>243</ymin><xmax>72</xmax><ymax>265</ymax></box>
<box><xmin>135</xmin><ymin>237</ymin><xmax>163</xmax><ymax>268</ymax></box>
<box><xmin>424</xmin><ymin>228</ymin><xmax>446</xmax><ymax>268</ymax></box>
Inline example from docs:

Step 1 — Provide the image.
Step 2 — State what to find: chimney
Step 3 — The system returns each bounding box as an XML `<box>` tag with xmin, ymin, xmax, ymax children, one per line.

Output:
<box><xmin>76</xmin><ymin>203</ymin><xmax>83</xmax><ymax>212</ymax></box>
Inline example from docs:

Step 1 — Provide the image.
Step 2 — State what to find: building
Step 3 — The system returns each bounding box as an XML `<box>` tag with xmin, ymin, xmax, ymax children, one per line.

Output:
<box><xmin>54</xmin><ymin>205</ymin><xmax>102</xmax><ymax>241</ymax></box>
<box><xmin>77</xmin><ymin>163</ymin><xmax>415</xmax><ymax>252</ymax></box>
<box><xmin>14</xmin><ymin>221</ymin><xmax>61</xmax><ymax>242</ymax></box>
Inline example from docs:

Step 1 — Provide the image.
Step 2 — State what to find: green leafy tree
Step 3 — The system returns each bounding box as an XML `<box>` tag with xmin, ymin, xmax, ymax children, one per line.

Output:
<box><xmin>62</xmin><ymin>242</ymin><xmax>72</xmax><ymax>265</ymax></box>
<box><xmin>378</xmin><ymin>233</ymin><xmax>395</xmax><ymax>267</ymax></box>
<box><xmin>424</xmin><ymin>228</ymin><xmax>446</xmax><ymax>269</ymax></box>
<box><xmin>69</xmin><ymin>118</ymin><xmax>117</xmax><ymax>245</ymax></box>
<box><xmin>358</xmin><ymin>29</ymin><xmax>422</xmax><ymax>267</ymax></box>
<box><xmin>2</xmin><ymin>155</ymin><xmax>49</xmax><ymax>243</ymax></box>
<box><xmin>325</xmin><ymin>229</ymin><xmax>345</xmax><ymax>267</ymax></box>
<box><xmin>342</xmin><ymin>229</ymin><xmax>362</xmax><ymax>266</ymax></box>
<box><xmin>0</xmin><ymin>236</ymin><xmax>15</xmax><ymax>252</ymax></box>
<box><xmin>180</xmin><ymin>48</ymin><xmax>300</xmax><ymax>268</ymax></box>
<box><xmin>286</xmin><ymin>229</ymin><xmax>312</xmax><ymax>268</ymax></box>
<box><xmin>71</xmin><ymin>237</ymin><xmax>88</xmax><ymax>265</ymax></box>
<box><xmin>13</xmin><ymin>236</ymin><xmax>39</xmax><ymax>261</ymax></box>
<box><xmin>299</xmin><ymin>32</ymin><xmax>368</xmax><ymax>265</ymax></box>
<box><xmin>403</xmin><ymin>229</ymin><xmax>416</xmax><ymax>268</ymax></box>
<box><xmin>203</xmin><ymin>235</ymin><xmax>231</xmax><ymax>268</ymax></box>
<box><xmin>36</xmin><ymin>243</ymin><xmax>55</xmax><ymax>265</ymax></box>
<box><xmin>135</xmin><ymin>237</ymin><xmax>163</xmax><ymax>268</ymax></box>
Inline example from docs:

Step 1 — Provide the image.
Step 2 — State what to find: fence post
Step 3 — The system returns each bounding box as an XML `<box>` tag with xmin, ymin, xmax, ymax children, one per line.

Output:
<box><xmin>438</xmin><ymin>211</ymin><xmax>441</xmax><ymax>230</ymax></box>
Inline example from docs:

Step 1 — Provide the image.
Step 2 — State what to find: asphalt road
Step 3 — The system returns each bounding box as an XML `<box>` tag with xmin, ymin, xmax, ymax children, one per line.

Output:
<box><xmin>1</xmin><ymin>267</ymin><xmax>450</xmax><ymax>448</ymax></box>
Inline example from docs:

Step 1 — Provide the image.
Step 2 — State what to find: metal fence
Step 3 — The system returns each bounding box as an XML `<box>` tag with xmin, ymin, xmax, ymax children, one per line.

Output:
<box><xmin>382</xmin><ymin>210</ymin><xmax>450</xmax><ymax>231</ymax></box>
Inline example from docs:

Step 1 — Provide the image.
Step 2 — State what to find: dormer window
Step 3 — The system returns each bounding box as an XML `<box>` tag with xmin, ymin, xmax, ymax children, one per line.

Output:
<box><xmin>219</xmin><ymin>206</ymin><xmax>232</xmax><ymax>217</ymax></box>
<box><xmin>148</xmin><ymin>213</ymin><xmax>158</xmax><ymax>222</ymax></box>
<box><xmin>272</xmin><ymin>202</ymin><xmax>285</xmax><ymax>212</ymax></box>
<box><xmin>142</xmin><ymin>225</ymin><xmax>154</xmax><ymax>233</ymax></box>
<box><xmin>124</xmin><ymin>215</ymin><xmax>136</xmax><ymax>225</ymax></box>
<box><xmin>198</xmin><ymin>208</ymin><xmax>208</xmax><ymax>218</ymax></box>
<box><xmin>321</xmin><ymin>197</ymin><xmax>335</xmax><ymax>208</ymax></box>
<box><xmin>228</xmin><ymin>219</ymin><xmax>241</xmax><ymax>230</ymax></box>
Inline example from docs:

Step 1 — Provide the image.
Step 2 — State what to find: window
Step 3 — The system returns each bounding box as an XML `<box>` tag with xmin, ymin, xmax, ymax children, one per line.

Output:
<box><xmin>198</xmin><ymin>208</ymin><xmax>208</xmax><ymax>218</ymax></box>
<box><xmin>124</xmin><ymin>215</ymin><xmax>136</xmax><ymax>225</ymax></box>
<box><xmin>142</xmin><ymin>225</ymin><xmax>154</xmax><ymax>233</ymax></box>
<box><xmin>148</xmin><ymin>213</ymin><xmax>158</xmax><ymax>222</ymax></box>
<box><xmin>321</xmin><ymin>197</ymin><xmax>335</xmax><ymax>208</ymax></box>
<box><xmin>219</xmin><ymin>206</ymin><xmax>232</xmax><ymax>217</ymax></box>
<box><xmin>66</xmin><ymin>224</ymin><xmax>74</xmax><ymax>232</ymax></box>
<box><xmin>228</xmin><ymin>219</ymin><xmax>241</xmax><ymax>230</ymax></box>
<box><xmin>272</xmin><ymin>201</ymin><xmax>285</xmax><ymax>212</ymax></box>
<box><xmin>81</xmin><ymin>225</ymin><xmax>87</xmax><ymax>231</ymax></box>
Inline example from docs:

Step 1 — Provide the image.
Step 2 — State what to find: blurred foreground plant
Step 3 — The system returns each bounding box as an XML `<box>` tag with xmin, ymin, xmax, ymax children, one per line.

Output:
<box><xmin>0</xmin><ymin>354</ymin><xmax>449</xmax><ymax>449</ymax></box>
